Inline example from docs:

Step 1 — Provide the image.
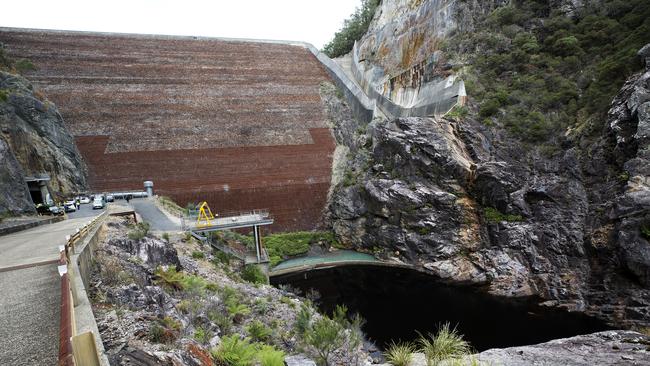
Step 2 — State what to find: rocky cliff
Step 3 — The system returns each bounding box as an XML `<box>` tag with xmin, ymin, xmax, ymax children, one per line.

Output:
<box><xmin>0</xmin><ymin>70</ymin><xmax>87</xmax><ymax>214</ymax></box>
<box><xmin>327</xmin><ymin>0</ymin><xmax>650</xmax><ymax>331</ymax></box>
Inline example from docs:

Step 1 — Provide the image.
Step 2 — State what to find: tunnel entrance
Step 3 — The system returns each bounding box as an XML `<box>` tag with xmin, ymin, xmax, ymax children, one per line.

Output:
<box><xmin>271</xmin><ymin>265</ymin><xmax>611</xmax><ymax>351</ymax></box>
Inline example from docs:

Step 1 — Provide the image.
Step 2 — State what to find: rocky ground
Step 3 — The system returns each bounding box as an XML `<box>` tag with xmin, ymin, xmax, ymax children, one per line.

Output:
<box><xmin>89</xmin><ymin>216</ymin><xmax>372</xmax><ymax>365</ymax></box>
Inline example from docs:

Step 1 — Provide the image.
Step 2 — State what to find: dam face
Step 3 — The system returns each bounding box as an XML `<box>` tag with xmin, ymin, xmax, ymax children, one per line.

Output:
<box><xmin>0</xmin><ymin>28</ymin><xmax>335</xmax><ymax>231</ymax></box>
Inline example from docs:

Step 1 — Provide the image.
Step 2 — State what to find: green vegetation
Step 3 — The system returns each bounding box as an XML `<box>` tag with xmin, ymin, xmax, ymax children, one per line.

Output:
<box><xmin>256</xmin><ymin>345</ymin><xmax>285</xmax><ymax>366</ymax></box>
<box><xmin>384</xmin><ymin>341</ymin><xmax>416</xmax><ymax>366</ymax></box>
<box><xmin>221</xmin><ymin>230</ymin><xmax>255</xmax><ymax>248</ymax></box>
<box><xmin>210</xmin><ymin>334</ymin><xmax>285</xmax><ymax>366</ymax></box>
<box><xmin>211</xmin><ymin>335</ymin><xmax>258</xmax><ymax>366</ymax></box>
<box><xmin>445</xmin><ymin>105</ymin><xmax>469</xmax><ymax>120</ymax></box>
<box><xmin>149</xmin><ymin>316</ymin><xmax>181</xmax><ymax>344</ymax></box>
<box><xmin>306</xmin><ymin>317</ymin><xmax>344</xmax><ymax>366</ymax></box>
<box><xmin>641</xmin><ymin>224</ymin><xmax>650</xmax><ymax>240</ymax></box>
<box><xmin>418</xmin><ymin>323</ymin><xmax>471</xmax><ymax>365</ymax></box>
<box><xmin>246</xmin><ymin>320</ymin><xmax>273</xmax><ymax>342</ymax></box>
<box><xmin>322</xmin><ymin>0</ymin><xmax>380</xmax><ymax>58</ymax></box>
<box><xmin>14</xmin><ymin>59</ymin><xmax>36</xmax><ymax>73</ymax></box>
<box><xmin>153</xmin><ymin>266</ymin><xmax>219</xmax><ymax>296</ymax></box>
<box><xmin>213</xmin><ymin>250</ymin><xmax>234</xmax><ymax>266</ymax></box>
<box><xmin>451</xmin><ymin>0</ymin><xmax>650</xmax><ymax>142</ymax></box>
<box><xmin>294</xmin><ymin>303</ymin><xmax>313</xmax><ymax>336</ymax></box>
<box><xmin>191</xmin><ymin>250</ymin><xmax>205</xmax><ymax>259</ymax></box>
<box><xmin>483</xmin><ymin>207</ymin><xmax>524</xmax><ymax>223</ymax></box>
<box><xmin>193</xmin><ymin>326</ymin><xmax>211</xmax><ymax>343</ymax></box>
<box><xmin>161</xmin><ymin>232</ymin><xmax>170</xmax><ymax>242</ymax></box>
<box><xmin>227</xmin><ymin>303</ymin><xmax>251</xmax><ymax>324</ymax></box>
<box><xmin>265</xmin><ymin>231</ymin><xmax>339</xmax><ymax>266</ymax></box>
<box><xmin>241</xmin><ymin>264</ymin><xmax>268</xmax><ymax>285</ymax></box>
<box><xmin>159</xmin><ymin>196</ymin><xmax>186</xmax><ymax>216</ymax></box>
<box><xmin>0</xmin><ymin>88</ymin><xmax>8</xmax><ymax>102</ymax></box>
<box><xmin>127</xmin><ymin>222</ymin><xmax>150</xmax><ymax>240</ymax></box>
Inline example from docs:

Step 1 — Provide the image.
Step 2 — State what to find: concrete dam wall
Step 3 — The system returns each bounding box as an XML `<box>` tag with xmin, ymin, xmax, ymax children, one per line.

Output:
<box><xmin>0</xmin><ymin>28</ymin><xmax>337</xmax><ymax>231</ymax></box>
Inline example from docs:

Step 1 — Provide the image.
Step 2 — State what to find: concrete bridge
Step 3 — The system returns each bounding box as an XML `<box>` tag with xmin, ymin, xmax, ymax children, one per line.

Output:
<box><xmin>268</xmin><ymin>250</ymin><xmax>412</xmax><ymax>278</ymax></box>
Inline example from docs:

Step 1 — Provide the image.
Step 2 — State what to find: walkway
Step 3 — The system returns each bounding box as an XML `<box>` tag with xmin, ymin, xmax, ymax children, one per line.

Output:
<box><xmin>0</xmin><ymin>215</ymin><xmax>100</xmax><ymax>366</ymax></box>
<box><xmin>269</xmin><ymin>250</ymin><xmax>386</xmax><ymax>277</ymax></box>
<box><xmin>130</xmin><ymin>199</ymin><xmax>179</xmax><ymax>232</ymax></box>
<box><xmin>188</xmin><ymin>211</ymin><xmax>273</xmax><ymax>232</ymax></box>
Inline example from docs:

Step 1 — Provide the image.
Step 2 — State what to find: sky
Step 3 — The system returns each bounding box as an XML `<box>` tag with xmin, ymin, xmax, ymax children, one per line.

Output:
<box><xmin>1</xmin><ymin>0</ymin><xmax>362</xmax><ymax>49</ymax></box>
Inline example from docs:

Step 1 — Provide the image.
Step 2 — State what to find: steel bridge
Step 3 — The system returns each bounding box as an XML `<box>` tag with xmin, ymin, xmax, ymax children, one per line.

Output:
<box><xmin>183</xmin><ymin>209</ymin><xmax>273</xmax><ymax>264</ymax></box>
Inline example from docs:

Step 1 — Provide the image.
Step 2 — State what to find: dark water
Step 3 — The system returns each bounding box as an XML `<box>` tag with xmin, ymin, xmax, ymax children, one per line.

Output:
<box><xmin>271</xmin><ymin>265</ymin><xmax>611</xmax><ymax>351</ymax></box>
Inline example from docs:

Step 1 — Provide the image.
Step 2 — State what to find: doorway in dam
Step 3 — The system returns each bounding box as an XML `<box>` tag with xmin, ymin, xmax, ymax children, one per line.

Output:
<box><xmin>271</xmin><ymin>265</ymin><xmax>611</xmax><ymax>352</ymax></box>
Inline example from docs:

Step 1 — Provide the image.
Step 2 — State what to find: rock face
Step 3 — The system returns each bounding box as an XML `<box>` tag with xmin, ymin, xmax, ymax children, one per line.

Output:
<box><xmin>327</xmin><ymin>49</ymin><xmax>650</xmax><ymax>329</ymax></box>
<box><xmin>0</xmin><ymin>70</ymin><xmax>87</xmax><ymax>213</ymax></box>
<box><xmin>475</xmin><ymin>330</ymin><xmax>650</xmax><ymax>366</ymax></box>
<box><xmin>0</xmin><ymin>136</ymin><xmax>32</xmax><ymax>213</ymax></box>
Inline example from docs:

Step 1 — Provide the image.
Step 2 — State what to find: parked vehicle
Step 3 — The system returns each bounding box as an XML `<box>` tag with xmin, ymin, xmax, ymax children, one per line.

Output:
<box><xmin>105</xmin><ymin>194</ymin><xmax>114</xmax><ymax>202</ymax></box>
<box><xmin>36</xmin><ymin>203</ymin><xmax>64</xmax><ymax>216</ymax></box>
<box><xmin>63</xmin><ymin>200</ymin><xmax>77</xmax><ymax>212</ymax></box>
<box><xmin>79</xmin><ymin>196</ymin><xmax>91</xmax><ymax>204</ymax></box>
<box><xmin>92</xmin><ymin>197</ymin><xmax>105</xmax><ymax>209</ymax></box>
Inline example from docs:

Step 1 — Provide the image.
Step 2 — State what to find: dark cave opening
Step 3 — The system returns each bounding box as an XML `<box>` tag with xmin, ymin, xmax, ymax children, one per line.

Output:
<box><xmin>271</xmin><ymin>265</ymin><xmax>611</xmax><ymax>352</ymax></box>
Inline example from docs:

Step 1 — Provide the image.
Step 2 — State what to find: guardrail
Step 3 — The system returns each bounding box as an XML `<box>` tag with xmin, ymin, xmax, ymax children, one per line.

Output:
<box><xmin>58</xmin><ymin>211</ymin><xmax>108</xmax><ymax>366</ymax></box>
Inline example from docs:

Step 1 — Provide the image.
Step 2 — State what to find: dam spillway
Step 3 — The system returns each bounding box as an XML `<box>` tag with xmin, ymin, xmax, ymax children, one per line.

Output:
<box><xmin>0</xmin><ymin>28</ymin><xmax>337</xmax><ymax>231</ymax></box>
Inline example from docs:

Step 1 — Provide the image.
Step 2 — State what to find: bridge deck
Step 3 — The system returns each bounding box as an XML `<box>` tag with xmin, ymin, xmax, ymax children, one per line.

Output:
<box><xmin>189</xmin><ymin>213</ymin><xmax>273</xmax><ymax>232</ymax></box>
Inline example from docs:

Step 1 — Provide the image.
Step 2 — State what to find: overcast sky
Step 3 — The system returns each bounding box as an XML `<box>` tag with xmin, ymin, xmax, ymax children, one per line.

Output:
<box><xmin>1</xmin><ymin>0</ymin><xmax>362</xmax><ymax>49</ymax></box>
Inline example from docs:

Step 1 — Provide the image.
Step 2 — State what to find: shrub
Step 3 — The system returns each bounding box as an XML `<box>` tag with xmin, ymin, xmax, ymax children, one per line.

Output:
<box><xmin>211</xmin><ymin>335</ymin><xmax>257</xmax><ymax>366</ymax></box>
<box><xmin>0</xmin><ymin>89</ymin><xmax>8</xmax><ymax>102</ymax></box>
<box><xmin>257</xmin><ymin>345</ymin><xmax>285</xmax><ymax>366</ymax></box>
<box><xmin>149</xmin><ymin>321</ymin><xmax>178</xmax><ymax>344</ymax></box>
<box><xmin>641</xmin><ymin>225</ymin><xmax>650</xmax><ymax>240</ymax></box>
<box><xmin>128</xmin><ymin>222</ymin><xmax>150</xmax><ymax>240</ymax></box>
<box><xmin>305</xmin><ymin>317</ymin><xmax>344</xmax><ymax>366</ymax></box>
<box><xmin>322</xmin><ymin>0</ymin><xmax>381</xmax><ymax>58</ymax></box>
<box><xmin>445</xmin><ymin>105</ymin><xmax>469</xmax><ymax>120</ymax></box>
<box><xmin>213</xmin><ymin>250</ymin><xmax>233</xmax><ymax>266</ymax></box>
<box><xmin>193</xmin><ymin>326</ymin><xmax>211</xmax><ymax>344</ymax></box>
<box><xmin>384</xmin><ymin>341</ymin><xmax>416</xmax><ymax>366</ymax></box>
<box><xmin>161</xmin><ymin>232</ymin><xmax>170</xmax><ymax>242</ymax></box>
<box><xmin>154</xmin><ymin>266</ymin><xmax>209</xmax><ymax>295</ymax></box>
<box><xmin>192</xmin><ymin>251</ymin><xmax>205</xmax><ymax>259</ymax></box>
<box><xmin>209</xmin><ymin>311</ymin><xmax>233</xmax><ymax>335</ymax></box>
<box><xmin>241</xmin><ymin>264</ymin><xmax>268</xmax><ymax>285</ymax></box>
<box><xmin>418</xmin><ymin>323</ymin><xmax>471</xmax><ymax>365</ymax></box>
<box><xmin>264</xmin><ymin>231</ymin><xmax>338</xmax><ymax>266</ymax></box>
<box><xmin>14</xmin><ymin>59</ymin><xmax>36</xmax><ymax>73</ymax></box>
<box><xmin>227</xmin><ymin>303</ymin><xmax>251</xmax><ymax>324</ymax></box>
<box><xmin>295</xmin><ymin>303</ymin><xmax>313</xmax><ymax>336</ymax></box>
<box><xmin>483</xmin><ymin>207</ymin><xmax>523</xmax><ymax>223</ymax></box>
<box><xmin>246</xmin><ymin>320</ymin><xmax>273</xmax><ymax>342</ymax></box>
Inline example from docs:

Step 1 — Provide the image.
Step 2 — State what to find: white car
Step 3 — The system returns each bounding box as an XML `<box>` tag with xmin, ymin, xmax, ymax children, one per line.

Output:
<box><xmin>79</xmin><ymin>196</ymin><xmax>91</xmax><ymax>204</ymax></box>
<box><xmin>92</xmin><ymin>197</ymin><xmax>105</xmax><ymax>209</ymax></box>
<box><xmin>63</xmin><ymin>200</ymin><xmax>77</xmax><ymax>212</ymax></box>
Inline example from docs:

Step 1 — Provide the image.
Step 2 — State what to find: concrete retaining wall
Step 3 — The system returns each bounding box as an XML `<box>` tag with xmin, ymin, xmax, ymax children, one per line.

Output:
<box><xmin>71</xmin><ymin>221</ymin><xmax>110</xmax><ymax>366</ymax></box>
<box><xmin>303</xmin><ymin>44</ymin><xmax>376</xmax><ymax>123</ymax></box>
<box><xmin>350</xmin><ymin>41</ymin><xmax>465</xmax><ymax>118</ymax></box>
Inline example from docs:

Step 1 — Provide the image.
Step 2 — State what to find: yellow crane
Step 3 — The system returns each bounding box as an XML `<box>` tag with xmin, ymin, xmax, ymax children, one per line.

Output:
<box><xmin>196</xmin><ymin>201</ymin><xmax>216</xmax><ymax>228</ymax></box>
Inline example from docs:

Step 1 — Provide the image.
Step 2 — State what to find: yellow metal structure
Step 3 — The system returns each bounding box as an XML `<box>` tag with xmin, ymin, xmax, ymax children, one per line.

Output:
<box><xmin>196</xmin><ymin>201</ymin><xmax>216</xmax><ymax>228</ymax></box>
